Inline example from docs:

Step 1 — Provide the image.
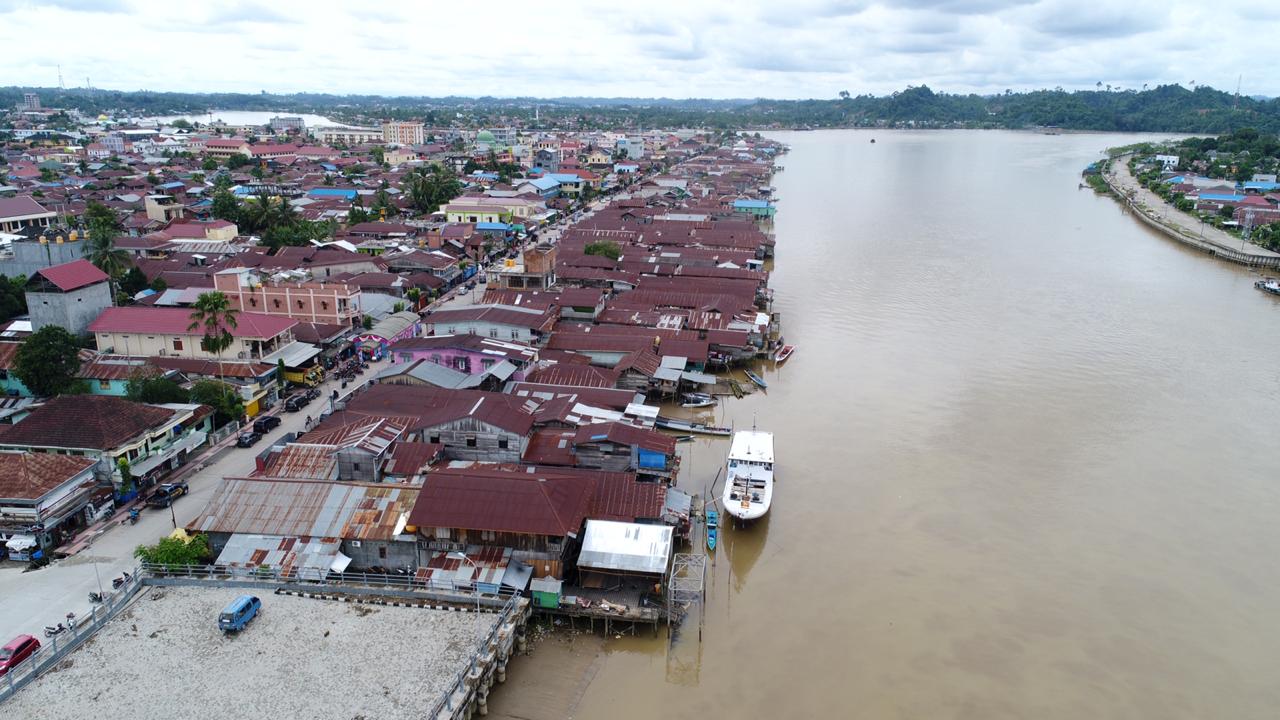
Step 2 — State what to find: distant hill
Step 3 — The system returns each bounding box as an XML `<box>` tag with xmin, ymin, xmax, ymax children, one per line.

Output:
<box><xmin>3</xmin><ymin>84</ymin><xmax>1278</xmax><ymax>134</ymax></box>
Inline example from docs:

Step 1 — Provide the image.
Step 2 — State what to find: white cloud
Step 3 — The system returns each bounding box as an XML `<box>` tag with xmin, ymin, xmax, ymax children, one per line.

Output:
<box><xmin>0</xmin><ymin>0</ymin><xmax>1275</xmax><ymax>98</ymax></box>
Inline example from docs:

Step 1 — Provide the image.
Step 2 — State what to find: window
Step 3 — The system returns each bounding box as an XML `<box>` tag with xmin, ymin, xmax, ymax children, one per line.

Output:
<box><xmin>481</xmin><ymin>359</ymin><xmax>494</xmax><ymax>370</ymax></box>
<box><xmin>510</xmin><ymin>330</ymin><xmax>520</xmax><ymax>340</ymax></box>
<box><xmin>498</xmin><ymin>438</ymin><xmax>509</xmax><ymax>450</ymax></box>
<box><xmin>352</xmin><ymin>463</ymin><xmax>362</xmax><ymax>472</ymax></box>
<box><xmin>172</xmin><ymin>339</ymin><xmax>183</xmax><ymax>351</ymax></box>
<box><xmin>481</xmin><ymin>530</ymin><xmax>495</xmax><ymax>541</ymax></box>
<box><xmin>431</xmin><ymin>354</ymin><xmax>442</xmax><ymax>365</ymax></box>
<box><xmin>489</xmin><ymin>328</ymin><xmax>498</xmax><ymax>338</ymax></box>
<box><xmin>99</xmin><ymin>380</ymin><xmax>111</xmax><ymax>390</ymax></box>
<box><xmin>466</xmin><ymin>437</ymin><xmax>477</xmax><ymax>448</ymax></box>
<box><xmin>378</xmin><ymin>546</ymin><xmax>387</xmax><ymax>559</ymax></box>
<box><xmin>429</xmin><ymin>435</ymin><xmax>440</xmax><ymax>444</ymax></box>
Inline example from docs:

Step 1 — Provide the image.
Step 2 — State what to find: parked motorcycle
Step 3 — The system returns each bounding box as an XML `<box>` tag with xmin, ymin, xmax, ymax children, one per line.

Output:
<box><xmin>88</xmin><ymin>591</ymin><xmax>105</xmax><ymax>604</ymax></box>
<box><xmin>111</xmin><ymin>575</ymin><xmax>127</xmax><ymax>589</ymax></box>
<box><xmin>44</xmin><ymin>623</ymin><xmax>68</xmax><ymax>638</ymax></box>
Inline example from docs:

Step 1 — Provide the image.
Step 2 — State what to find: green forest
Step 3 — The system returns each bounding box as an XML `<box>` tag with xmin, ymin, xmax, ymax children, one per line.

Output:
<box><xmin>3</xmin><ymin>84</ymin><xmax>1279</xmax><ymax>134</ymax></box>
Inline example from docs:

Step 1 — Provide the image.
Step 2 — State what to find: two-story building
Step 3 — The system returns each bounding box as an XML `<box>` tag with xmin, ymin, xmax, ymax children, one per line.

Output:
<box><xmin>213</xmin><ymin>268</ymin><xmax>362</xmax><ymax>327</ymax></box>
<box><xmin>0</xmin><ymin>395</ymin><xmax>209</xmax><ymax>492</ymax></box>
<box><xmin>387</xmin><ymin>334</ymin><xmax>539</xmax><ymax>378</ymax></box>
<box><xmin>89</xmin><ymin>306</ymin><xmax>298</xmax><ymax>362</ymax></box>
<box><xmin>24</xmin><ymin>259</ymin><xmax>113</xmax><ymax>336</ymax></box>
<box><xmin>423</xmin><ymin>304</ymin><xmax>558</xmax><ymax>345</ymax></box>
<box><xmin>0</xmin><ymin>452</ymin><xmax>100</xmax><ymax>558</ymax></box>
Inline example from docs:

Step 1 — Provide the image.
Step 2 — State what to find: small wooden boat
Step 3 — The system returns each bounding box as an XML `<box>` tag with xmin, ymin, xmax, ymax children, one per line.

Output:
<box><xmin>706</xmin><ymin>509</ymin><xmax>719</xmax><ymax>551</ymax></box>
<box><xmin>773</xmin><ymin>344</ymin><xmax>795</xmax><ymax>363</ymax></box>
<box><xmin>744</xmin><ymin>370</ymin><xmax>768</xmax><ymax>389</ymax></box>
<box><xmin>655</xmin><ymin>416</ymin><xmax>733</xmax><ymax>436</ymax></box>
<box><xmin>1256</xmin><ymin>277</ymin><xmax>1280</xmax><ymax>296</ymax></box>
<box><xmin>680</xmin><ymin>392</ymin><xmax>716</xmax><ymax>408</ymax></box>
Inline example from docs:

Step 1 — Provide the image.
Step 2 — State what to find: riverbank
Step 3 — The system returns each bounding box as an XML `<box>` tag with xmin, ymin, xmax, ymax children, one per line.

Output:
<box><xmin>1102</xmin><ymin>155</ymin><xmax>1280</xmax><ymax>269</ymax></box>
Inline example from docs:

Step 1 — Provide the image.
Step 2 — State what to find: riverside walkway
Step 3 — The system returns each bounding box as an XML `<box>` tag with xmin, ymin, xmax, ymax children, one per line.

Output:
<box><xmin>1106</xmin><ymin>156</ymin><xmax>1280</xmax><ymax>269</ymax></box>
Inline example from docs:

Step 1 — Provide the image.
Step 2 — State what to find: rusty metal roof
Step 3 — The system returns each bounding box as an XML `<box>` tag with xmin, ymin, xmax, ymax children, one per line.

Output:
<box><xmin>189</xmin><ymin>477</ymin><xmax>418</xmax><ymax>542</ymax></box>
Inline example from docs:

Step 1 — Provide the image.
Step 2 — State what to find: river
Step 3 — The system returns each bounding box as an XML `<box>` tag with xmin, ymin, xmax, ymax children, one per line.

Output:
<box><xmin>144</xmin><ymin>110</ymin><xmax>335</xmax><ymax>127</ymax></box>
<box><xmin>500</xmin><ymin>130</ymin><xmax>1280</xmax><ymax>720</ymax></box>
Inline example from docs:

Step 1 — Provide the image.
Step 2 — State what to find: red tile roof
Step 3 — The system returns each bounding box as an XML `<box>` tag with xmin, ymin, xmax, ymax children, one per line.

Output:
<box><xmin>89</xmin><ymin>307</ymin><xmax>297</xmax><ymax>339</ymax></box>
<box><xmin>0</xmin><ymin>395</ymin><xmax>178</xmax><ymax>451</ymax></box>
<box><xmin>0</xmin><ymin>195</ymin><xmax>53</xmax><ymax>219</ymax></box>
<box><xmin>32</xmin><ymin>259</ymin><xmax>109</xmax><ymax>292</ymax></box>
<box><xmin>0</xmin><ymin>452</ymin><xmax>97</xmax><ymax>501</ymax></box>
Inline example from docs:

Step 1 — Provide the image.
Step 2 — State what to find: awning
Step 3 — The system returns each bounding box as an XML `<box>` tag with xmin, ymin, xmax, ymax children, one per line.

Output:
<box><xmin>131</xmin><ymin>431</ymin><xmax>207</xmax><ymax>476</ymax></box>
<box><xmin>330</xmin><ymin>552</ymin><xmax>353</xmax><ymax>574</ymax></box>
<box><xmin>5</xmin><ymin>534</ymin><xmax>38</xmax><ymax>551</ymax></box>
<box><xmin>263</xmin><ymin>341</ymin><xmax>322</xmax><ymax>369</ymax></box>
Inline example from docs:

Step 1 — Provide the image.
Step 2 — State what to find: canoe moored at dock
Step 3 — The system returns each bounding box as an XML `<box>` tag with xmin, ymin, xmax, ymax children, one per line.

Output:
<box><xmin>722</xmin><ymin>430</ymin><xmax>774</xmax><ymax>522</ymax></box>
<box><xmin>706</xmin><ymin>509</ymin><xmax>719</xmax><ymax>551</ymax></box>
<box><xmin>744</xmin><ymin>370</ymin><xmax>768</xmax><ymax>389</ymax></box>
<box><xmin>656</xmin><ymin>416</ymin><xmax>733</xmax><ymax>436</ymax></box>
<box><xmin>681</xmin><ymin>392</ymin><xmax>717</xmax><ymax>408</ymax></box>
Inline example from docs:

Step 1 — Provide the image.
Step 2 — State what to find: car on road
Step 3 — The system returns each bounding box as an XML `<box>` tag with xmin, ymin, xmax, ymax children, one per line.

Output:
<box><xmin>0</xmin><ymin>635</ymin><xmax>40</xmax><ymax>676</ymax></box>
<box><xmin>145</xmin><ymin>481</ymin><xmax>189</xmax><ymax>508</ymax></box>
<box><xmin>252</xmin><ymin>416</ymin><xmax>281</xmax><ymax>434</ymax></box>
<box><xmin>236</xmin><ymin>431</ymin><xmax>263</xmax><ymax>448</ymax></box>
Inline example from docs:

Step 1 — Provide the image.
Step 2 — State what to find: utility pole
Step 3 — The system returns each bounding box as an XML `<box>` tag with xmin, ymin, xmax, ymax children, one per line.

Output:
<box><xmin>57</xmin><ymin>64</ymin><xmax>64</xmax><ymax>89</ymax></box>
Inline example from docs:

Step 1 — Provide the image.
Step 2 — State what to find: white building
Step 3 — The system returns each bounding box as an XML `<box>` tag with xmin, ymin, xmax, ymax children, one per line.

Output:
<box><xmin>382</xmin><ymin>121</ymin><xmax>424</xmax><ymax>146</ymax></box>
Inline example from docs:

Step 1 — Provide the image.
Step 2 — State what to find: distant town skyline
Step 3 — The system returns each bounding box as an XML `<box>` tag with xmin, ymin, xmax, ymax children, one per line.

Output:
<box><xmin>1</xmin><ymin>0</ymin><xmax>1278</xmax><ymax>99</ymax></box>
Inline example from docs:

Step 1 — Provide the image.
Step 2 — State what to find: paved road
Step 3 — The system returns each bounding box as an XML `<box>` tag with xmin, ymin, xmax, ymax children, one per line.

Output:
<box><xmin>1108</xmin><ymin>157</ymin><xmax>1280</xmax><ymax>258</ymax></box>
<box><xmin>0</xmin><ymin>357</ymin><xmax>390</xmax><ymax>644</ymax></box>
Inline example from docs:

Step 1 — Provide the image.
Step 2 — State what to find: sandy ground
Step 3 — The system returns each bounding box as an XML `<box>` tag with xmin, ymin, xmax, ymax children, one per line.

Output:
<box><xmin>6</xmin><ymin>586</ymin><xmax>495</xmax><ymax>720</ymax></box>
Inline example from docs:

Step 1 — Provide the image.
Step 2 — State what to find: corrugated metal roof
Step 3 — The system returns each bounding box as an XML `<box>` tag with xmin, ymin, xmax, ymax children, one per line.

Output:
<box><xmin>189</xmin><ymin>477</ymin><xmax>418</xmax><ymax>542</ymax></box>
<box><xmin>578</xmin><ymin>520</ymin><xmax>672</xmax><ymax>575</ymax></box>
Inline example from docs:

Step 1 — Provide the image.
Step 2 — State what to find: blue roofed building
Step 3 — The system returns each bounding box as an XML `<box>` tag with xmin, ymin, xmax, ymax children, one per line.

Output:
<box><xmin>732</xmin><ymin>198</ymin><xmax>776</xmax><ymax>218</ymax></box>
<box><xmin>306</xmin><ymin>188</ymin><xmax>359</xmax><ymax>201</ymax></box>
<box><xmin>520</xmin><ymin>175</ymin><xmax>560</xmax><ymax>199</ymax></box>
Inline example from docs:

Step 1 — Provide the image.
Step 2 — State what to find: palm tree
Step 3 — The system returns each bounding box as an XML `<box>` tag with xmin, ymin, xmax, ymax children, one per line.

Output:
<box><xmin>188</xmin><ymin>291</ymin><xmax>239</xmax><ymax>376</ymax></box>
<box><xmin>86</xmin><ymin>223</ymin><xmax>130</xmax><ymax>299</ymax></box>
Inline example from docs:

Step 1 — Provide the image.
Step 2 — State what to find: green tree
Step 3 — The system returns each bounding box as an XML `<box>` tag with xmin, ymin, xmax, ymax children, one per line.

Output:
<box><xmin>188</xmin><ymin>291</ymin><xmax>238</xmax><ymax>374</ymax></box>
<box><xmin>189</xmin><ymin>380</ymin><xmax>244</xmax><ymax>427</ymax></box>
<box><xmin>202</xmin><ymin>156</ymin><xmax>218</xmax><ymax>172</ymax></box>
<box><xmin>134</xmin><ymin>533</ymin><xmax>210</xmax><ymax>568</ymax></box>
<box><xmin>14</xmin><ymin>325</ymin><xmax>84</xmax><ymax>396</ymax></box>
<box><xmin>584</xmin><ymin>240</ymin><xmax>622</xmax><ymax>261</ymax></box>
<box><xmin>126</xmin><ymin>373</ymin><xmax>190</xmax><ymax>403</ymax></box>
<box><xmin>362</xmin><ymin>315</ymin><xmax>373</xmax><ymax>330</ymax></box>
<box><xmin>225</xmin><ymin>153</ymin><xmax>251</xmax><ymax>169</ymax></box>
<box><xmin>119</xmin><ymin>265</ymin><xmax>150</xmax><ymax>296</ymax></box>
<box><xmin>0</xmin><ymin>275</ymin><xmax>28</xmax><ymax>322</ymax></box>
<box><xmin>211</xmin><ymin>189</ymin><xmax>240</xmax><ymax>223</ymax></box>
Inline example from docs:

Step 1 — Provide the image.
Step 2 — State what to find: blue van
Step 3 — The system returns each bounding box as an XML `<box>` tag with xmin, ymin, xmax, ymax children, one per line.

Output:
<box><xmin>218</xmin><ymin>595</ymin><xmax>262</xmax><ymax>633</ymax></box>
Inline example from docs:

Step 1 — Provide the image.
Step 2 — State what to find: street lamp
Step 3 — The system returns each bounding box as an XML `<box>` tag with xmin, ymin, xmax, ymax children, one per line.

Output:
<box><xmin>447</xmin><ymin>551</ymin><xmax>483</xmax><ymax>649</ymax></box>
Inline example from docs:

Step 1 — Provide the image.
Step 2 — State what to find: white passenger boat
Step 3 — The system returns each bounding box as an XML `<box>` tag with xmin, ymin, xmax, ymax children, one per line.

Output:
<box><xmin>722</xmin><ymin>429</ymin><xmax>774</xmax><ymax>522</ymax></box>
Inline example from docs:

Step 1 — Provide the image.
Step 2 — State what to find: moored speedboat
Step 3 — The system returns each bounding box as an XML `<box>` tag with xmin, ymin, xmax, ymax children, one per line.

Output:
<box><xmin>773</xmin><ymin>344</ymin><xmax>795</xmax><ymax>363</ymax></box>
<box><xmin>706</xmin><ymin>509</ymin><xmax>718</xmax><ymax>551</ymax></box>
<box><xmin>1256</xmin><ymin>277</ymin><xmax>1280</xmax><ymax>296</ymax></box>
<box><xmin>722</xmin><ymin>430</ymin><xmax>774</xmax><ymax>522</ymax></box>
<box><xmin>680</xmin><ymin>392</ymin><xmax>716</xmax><ymax>408</ymax></box>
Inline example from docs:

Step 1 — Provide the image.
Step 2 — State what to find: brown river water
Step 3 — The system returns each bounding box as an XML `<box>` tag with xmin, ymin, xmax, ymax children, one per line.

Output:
<box><xmin>516</xmin><ymin>130</ymin><xmax>1280</xmax><ymax>720</ymax></box>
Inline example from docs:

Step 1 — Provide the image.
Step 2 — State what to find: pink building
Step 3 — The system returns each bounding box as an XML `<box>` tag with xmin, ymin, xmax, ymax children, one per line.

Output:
<box><xmin>214</xmin><ymin>269</ymin><xmax>361</xmax><ymax>326</ymax></box>
<box><xmin>387</xmin><ymin>334</ymin><xmax>539</xmax><ymax>380</ymax></box>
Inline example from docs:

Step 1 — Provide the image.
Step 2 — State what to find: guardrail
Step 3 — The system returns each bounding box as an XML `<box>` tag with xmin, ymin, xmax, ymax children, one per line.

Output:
<box><xmin>137</xmin><ymin>562</ymin><xmax>520</xmax><ymax>600</ymax></box>
<box><xmin>0</xmin><ymin>567</ymin><xmax>144</xmax><ymax>704</ymax></box>
<box><xmin>427</xmin><ymin>591</ymin><xmax>527</xmax><ymax>720</ymax></box>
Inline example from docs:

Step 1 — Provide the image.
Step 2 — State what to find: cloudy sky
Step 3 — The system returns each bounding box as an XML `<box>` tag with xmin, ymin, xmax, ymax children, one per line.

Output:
<box><xmin>1</xmin><ymin>0</ymin><xmax>1277</xmax><ymax>99</ymax></box>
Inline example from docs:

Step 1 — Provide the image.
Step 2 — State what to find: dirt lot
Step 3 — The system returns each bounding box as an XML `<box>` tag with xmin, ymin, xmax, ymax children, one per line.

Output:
<box><xmin>7</xmin><ymin>585</ymin><xmax>495</xmax><ymax>720</ymax></box>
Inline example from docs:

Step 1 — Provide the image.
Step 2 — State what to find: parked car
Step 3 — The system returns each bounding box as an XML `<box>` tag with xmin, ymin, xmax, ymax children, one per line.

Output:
<box><xmin>284</xmin><ymin>394</ymin><xmax>311</xmax><ymax>412</ymax></box>
<box><xmin>252</xmin><ymin>416</ymin><xmax>281</xmax><ymax>434</ymax></box>
<box><xmin>0</xmin><ymin>635</ymin><xmax>40</xmax><ymax>676</ymax></box>
<box><xmin>236</xmin><ymin>431</ymin><xmax>263</xmax><ymax>448</ymax></box>
<box><xmin>144</xmin><ymin>481</ymin><xmax>189</xmax><ymax>508</ymax></box>
<box><xmin>219</xmin><ymin>595</ymin><xmax>262</xmax><ymax>633</ymax></box>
